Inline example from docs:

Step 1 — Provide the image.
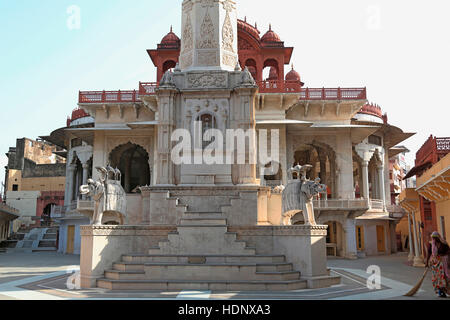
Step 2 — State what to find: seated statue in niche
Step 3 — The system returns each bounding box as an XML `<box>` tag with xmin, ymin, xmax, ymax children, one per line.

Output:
<box><xmin>281</xmin><ymin>165</ymin><xmax>327</xmax><ymax>226</ymax></box>
<box><xmin>79</xmin><ymin>166</ymin><xmax>127</xmax><ymax>226</ymax></box>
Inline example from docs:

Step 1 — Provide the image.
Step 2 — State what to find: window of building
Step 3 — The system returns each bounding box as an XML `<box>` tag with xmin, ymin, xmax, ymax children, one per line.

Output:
<box><xmin>12</xmin><ymin>184</ymin><xmax>18</xmax><ymax>191</ymax></box>
<box><xmin>423</xmin><ymin>200</ymin><xmax>433</xmax><ymax>221</ymax></box>
<box><xmin>368</xmin><ymin>135</ymin><xmax>382</xmax><ymax>146</ymax></box>
<box><xmin>356</xmin><ymin>226</ymin><xmax>365</xmax><ymax>250</ymax></box>
<box><xmin>197</xmin><ymin>113</ymin><xmax>217</xmax><ymax>149</ymax></box>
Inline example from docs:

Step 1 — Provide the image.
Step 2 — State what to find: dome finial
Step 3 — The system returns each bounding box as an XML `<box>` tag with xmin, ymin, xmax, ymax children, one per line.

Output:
<box><xmin>244</xmin><ymin>16</ymin><xmax>247</xmax><ymax>22</ymax></box>
<box><xmin>269</xmin><ymin>24</ymin><xmax>272</xmax><ymax>31</ymax></box>
<box><xmin>170</xmin><ymin>25</ymin><xmax>173</xmax><ymax>33</ymax></box>
<box><xmin>255</xmin><ymin>22</ymin><xmax>258</xmax><ymax>29</ymax></box>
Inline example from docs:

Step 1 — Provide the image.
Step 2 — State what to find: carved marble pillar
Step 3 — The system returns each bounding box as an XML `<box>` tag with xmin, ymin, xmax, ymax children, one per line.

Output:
<box><xmin>155</xmin><ymin>86</ymin><xmax>178</xmax><ymax>185</ymax></box>
<box><xmin>377</xmin><ymin>164</ymin><xmax>386</xmax><ymax>210</ymax></box>
<box><xmin>361</xmin><ymin>160</ymin><xmax>370</xmax><ymax>200</ymax></box>
<box><xmin>68</xmin><ymin>164</ymin><xmax>77</xmax><ymax>203</ymax></box>
<box><xmin>81</xmin><ymin>163</ymin><xmax>90</xmax><ymax>200</ymax></box>
<box><xmin>344</xmin><ymin>218</ymin><xmax>358</xmax><ymax>259</ymax></box>
<box><xmin>234</xmin><ymin>86</ymin><xmax>258</xmax><ymax>185</ymax></box>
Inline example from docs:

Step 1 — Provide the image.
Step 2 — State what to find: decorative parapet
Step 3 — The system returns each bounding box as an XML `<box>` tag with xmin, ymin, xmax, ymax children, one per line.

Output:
<box><xmin>228</xmin><ymin>225</ymin><xmax>328</xmax><ymax>236</ymax></box>
<box><xmin>80</xmin><ymin>225</ymin><xmax>177</xmax><ymax>236</ymax></box>
<box><xmin>416</xmin><ymin>135</ymin><xmax>450</xmax><ymax>166</ymax></box>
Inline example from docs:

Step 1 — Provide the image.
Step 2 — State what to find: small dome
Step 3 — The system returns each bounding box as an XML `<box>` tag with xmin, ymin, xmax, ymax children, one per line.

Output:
<box><xmin>160</xmin><ymin>26</ymin><xmax>180</xmax><ymax>45</ymax></box>
<box><xmin>285</xmin><ymin>65</ymin><xmax>301</xmax><ymax>82</ymax></box>
<box><xmin>261</xmin><ymin>24</ymin><xmax>281</xmax><ymax>43</ymax></box>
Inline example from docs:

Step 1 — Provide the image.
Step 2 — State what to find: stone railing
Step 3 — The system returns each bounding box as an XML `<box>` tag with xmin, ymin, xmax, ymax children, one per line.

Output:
<box><xmin>77</xmin><ymin>200</ymin><xmax>95</xmax><ymax>212</ymax></box>
<box><xmin>370</xmin><ymin>199</ymin><xmax>385</xmax><ymax>210</ymax></box>
<box><xmin>50</xmin><ymin>202</ymin><xmax>78</xmax><ymax>219</ymax></box>
<box><xmin>313</xmin><ymin>199</ymin><xmax>369</xmax><ymax>210</ymax></box>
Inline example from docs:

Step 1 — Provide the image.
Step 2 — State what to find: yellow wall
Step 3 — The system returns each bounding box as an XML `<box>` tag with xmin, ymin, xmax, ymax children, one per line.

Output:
<box><xmin>396</xmin><ymin>215</ymin><xmax>409</xmax><ymax>249</ymax></box>
<box><xmin>436</xmin><ymin>199</ymin><xmax>450</xmax><ymax>240</ymax></box>
<box><xmin>20</xmin><ymin>177</ymin><xmax>66</xmax><ymax>192</ymax></box>
<box><xmin>7</xmin><ymin>170</ymin><xmax>65</xmax><ymax>192</ymax></box>
<box><xmin>416</xmin><ymin>153</ymin><xmax>450</xmax><ymax>187</ymax></box>
<box><xmin>6</xmin><ymin>169</ymin><xmax>22</xmax><ymax>191</ymax></box>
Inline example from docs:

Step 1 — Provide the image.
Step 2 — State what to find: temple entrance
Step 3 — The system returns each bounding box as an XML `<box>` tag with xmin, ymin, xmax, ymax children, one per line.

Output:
<box><xmin>293</xmin><ymin>143</ymin><xmax>336</xmax><ymax>198</ymax></box>
<box><xmin>41</xmin><ymin>203</ymin><xmax>55</xmax><ymax>227</ymax></box>
<box><xmin>109</xmin><ymin>143</ymin><xmax>150</xmax><ymax>193</ymax></box>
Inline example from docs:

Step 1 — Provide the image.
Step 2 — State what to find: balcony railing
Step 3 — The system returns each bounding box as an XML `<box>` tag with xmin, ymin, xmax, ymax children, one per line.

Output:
<box><xmin>77</xmin><ymin>200</ymin><xmax>94</xmax><ymax>212</ymax></box>
<box><xmin>50</xmin><ymin>202</ymin><xmax>77</xmax><ymax>219</ymax></box>
<box><xmin>79</xmin><ymin>90</ymin><xmax>140</xmax><ymax>104</ymax></box>
<box><xmin>416</xmin><ymin>135</ymin><xmax>450</xmax><ymax>165</ymax></box>
<box><xmin>79</xmin><ymin>80</ymin><xmax>367</xmax><ymax>103</ymax></box>
<box><xmin>370</xmin><ymin>199</ymin><xmax>385</xmax><ymax>210</ymax></box>
<box><xmin>313</xmin><ymin>199</ymin><xmax>369</xmax><ymax>210</ymax></box>
<box><xmin>298</xmin><ymin>88</ymin><xmax>367</xmax><ymax>100</ymax></box>
<box><xmin>139</xmin><ymin>82</ymin><xmax>159</xmax><ymax>95</ymax></box>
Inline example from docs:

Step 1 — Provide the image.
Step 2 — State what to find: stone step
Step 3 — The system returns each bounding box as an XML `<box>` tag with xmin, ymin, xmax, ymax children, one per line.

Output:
<box><xmin>104</xmin><ymin>270</ymin><xmax>146</xmax><ymax>280</ymax></box>
<box><xmin>148</xmin><ymin>247</ymin><xmax>161</xmax><ymax>255</ymax></box>
<box><xmin>32</xmin><ymin>247</ymin><xmax>57</xmax><ymax>252</ymax></box>
<box><xmin>123</xmin><ymin>254</ymin><xmax>286</xmax><ymax>264</ymax></box>
<box><xmin>106</xmin><ymin>263</ymin><xmax>300</xmax><ymax>281</ymax></box>
<box><xmin>97</xmin><ymin>278</ymin><xmax>308</xmax><ymax>291</ymax></box>
<box><xmin>180</xmin><ymin>218</ymin><xmax>227</xmax><ymax>225</ymax></box>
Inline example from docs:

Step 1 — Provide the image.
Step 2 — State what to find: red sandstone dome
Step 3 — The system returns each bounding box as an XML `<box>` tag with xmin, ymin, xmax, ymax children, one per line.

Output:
<box><xmin>160</xmin><ymin>27</ymin><xmax>180</xmax><ymax>46</ymax></box>
<box><xmin>261</xmin><ymin>24</ymin><xmax>281</xmax><ymax>43</ymax></box>
<box><xmin>285</xmin><ymin>65</ymin><xmax>301</xmax><ymax>82</ymax></box>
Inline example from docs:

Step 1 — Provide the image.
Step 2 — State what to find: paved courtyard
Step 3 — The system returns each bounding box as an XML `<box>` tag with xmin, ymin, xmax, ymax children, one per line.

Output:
<box><xmin>0</xmin><ymin>251</ymin><xmax>444</xmax><ymax>300</ymax></box>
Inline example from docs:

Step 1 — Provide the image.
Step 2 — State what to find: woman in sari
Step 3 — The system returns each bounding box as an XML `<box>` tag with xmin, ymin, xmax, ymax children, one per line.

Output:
<box><xmin>425</xmin><ymin>231</ymin><xmax>450</xmax><ymax>298</ymax></box>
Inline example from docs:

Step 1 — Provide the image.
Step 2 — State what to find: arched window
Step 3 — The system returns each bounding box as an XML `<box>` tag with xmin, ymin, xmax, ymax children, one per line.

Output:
<box><xmin>196</xmin><ymin>113</ymin><xmax>217</xmax><ymax>149</ymax></box>
<box><xmin>42</xmin><ymin>203</ymin><xmax>56</xmax><ymax>227</ymax></box>
<box><xmin>109</xmin><ymin>143</ymin><xmax>150</xmax><ymax>193</ymax></box>
<box><xmin>162</xmin><ymin>60</ymin><xmax>177</xmax><ymax>74</ymax></box>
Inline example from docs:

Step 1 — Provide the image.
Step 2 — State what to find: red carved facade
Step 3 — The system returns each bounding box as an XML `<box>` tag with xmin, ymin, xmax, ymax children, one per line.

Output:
<box><xmin>78</xmin><ymin>20</ymin><xmax>367</xmax><ymax>103</ymax></box>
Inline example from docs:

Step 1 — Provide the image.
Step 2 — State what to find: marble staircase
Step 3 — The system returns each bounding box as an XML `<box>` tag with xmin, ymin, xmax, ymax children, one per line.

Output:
<box><xmin>97</xmin><ymin>192</ymin><xmax>312</xmax><ymax>291</ymax></box>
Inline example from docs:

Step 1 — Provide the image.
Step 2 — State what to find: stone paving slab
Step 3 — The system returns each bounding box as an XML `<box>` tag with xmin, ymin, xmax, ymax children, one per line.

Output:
<box><xmin>0</xmin><ymin>252</ymin><xmax>446</xmax><ymax>300</ymax></box>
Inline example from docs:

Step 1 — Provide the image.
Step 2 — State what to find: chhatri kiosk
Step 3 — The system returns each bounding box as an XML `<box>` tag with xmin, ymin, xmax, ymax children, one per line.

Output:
<box><xmin>77</xmin><ymin>0</ymin><xmax>409</xmax><ymax>291</ymax></box>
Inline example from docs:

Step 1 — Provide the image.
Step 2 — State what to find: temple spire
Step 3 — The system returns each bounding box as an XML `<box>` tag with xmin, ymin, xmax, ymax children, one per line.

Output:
<box><xmin>180</xmin><ymin>0</ymin><xmax>238</xmax><ymax>72</ymax></box>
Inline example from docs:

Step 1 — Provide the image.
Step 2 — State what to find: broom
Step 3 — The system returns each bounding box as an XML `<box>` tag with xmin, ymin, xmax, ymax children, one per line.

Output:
<box><xmin>404</xmin><ymin>267</ymin><xmax>429</xmax><ymax>297</ymax></box>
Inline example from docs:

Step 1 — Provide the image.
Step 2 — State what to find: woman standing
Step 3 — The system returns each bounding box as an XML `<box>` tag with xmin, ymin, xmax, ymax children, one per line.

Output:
<box><xmin>425</xmin><ymin>232</ymin><xmax>450</xmax><ymax>298</ymax></box>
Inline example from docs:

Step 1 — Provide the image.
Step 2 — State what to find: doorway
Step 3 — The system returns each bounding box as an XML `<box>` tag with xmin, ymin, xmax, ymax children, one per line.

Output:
<box><xmin>376</xmin><ymin>225</ymin><xmax>386</xmax><ymax>253</ymax></box>
<box><xmin>66</xmin><ymin>225</ymin><xmax>75</xmax><ymax>254</ymax></box>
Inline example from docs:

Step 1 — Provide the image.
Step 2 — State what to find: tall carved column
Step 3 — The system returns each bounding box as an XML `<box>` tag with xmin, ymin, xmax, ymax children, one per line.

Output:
<box><xmin>81</xmin><ymin>163</ymin><xmax>90</xmax><ymax>200</ymax></box>
<box><xmin>361</xmin><ymin>160</ymin><xmax>370</xmax><ymax>200</ymax></box>
<box><xmin>344</xmin><ymin>218</ymin><xmax>358</xmax><ymax>259</ymax></box>
<box><xmin>233</xmin><ymin>81</ymin><xmax>258</xmax><ymax>185</ymax></box>
<box><xmin>407</xmin><ymin>212</ymin><xmax>414</xmax><ymax>262</ymax></box>
<box><xmin>377</xmin><ymin>164</ymin><xmax>386</xmax><ymax>210</ymax></box>
<box><xmin>68</xmin><ymin>164</ymin><xmax>77</xmax><ymax>203</ymax></box>
<box><xmin>155</xmin><ymin>84</ymin><xmax>178</xmax><ymax>186</ymax></box>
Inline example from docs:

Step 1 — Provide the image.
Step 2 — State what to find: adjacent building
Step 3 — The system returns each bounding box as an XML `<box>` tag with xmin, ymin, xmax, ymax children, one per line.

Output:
<box><xmin>400</xmin><ymin>135</ymin><xmax>450</xmax><ymax>266</ymax></box>
<box><xmin>0</xmin><ymin>201</ymin><xmax>19</xmax><ymax>242</ymax></box>
<box><xmin>4</xmin><ymin>138</ymin><xmax>66</xmax><ymax>232</ymax></box>
<box><xmin>42</xmin><ymin>108</ymin><xmax>94</xmax><ymax>254</ymax></box>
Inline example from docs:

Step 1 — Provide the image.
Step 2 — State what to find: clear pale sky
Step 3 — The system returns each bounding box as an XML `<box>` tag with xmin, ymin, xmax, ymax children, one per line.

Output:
<box><xmin>1</xmin><ymin>0</ymin><xmax>449</xmax><ymax>190</ymax></box>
